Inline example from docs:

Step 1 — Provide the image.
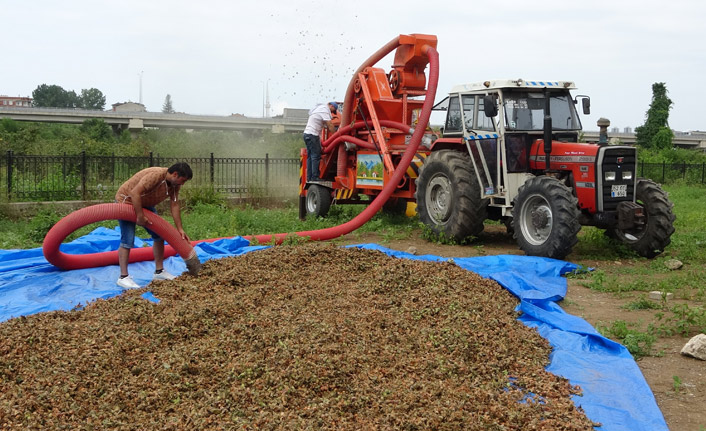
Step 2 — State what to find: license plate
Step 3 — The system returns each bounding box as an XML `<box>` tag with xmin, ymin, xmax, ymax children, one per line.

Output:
<box><xmin>611</xmin><ymin>184</ymin><xmax>627</xmax><ymax>198</ymax></box>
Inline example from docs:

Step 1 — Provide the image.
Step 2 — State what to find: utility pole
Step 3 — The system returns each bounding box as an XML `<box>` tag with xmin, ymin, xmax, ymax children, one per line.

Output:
<box><xmin>265</xmin><ymin>79</ymin><xmax>271</xmax><ymax>118</ymax></box>
<box><xmin>139</xmin><ymin>71</ymin><xmax>144</xmax><ymax>104</ymax></box>
<box><xmin>262</xmin><ymin>79</ymin><xmax>271</xmax><ymax>118</ymax></box>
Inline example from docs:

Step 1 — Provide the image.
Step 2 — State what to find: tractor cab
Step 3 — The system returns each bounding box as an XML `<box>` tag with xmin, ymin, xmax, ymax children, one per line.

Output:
<box><xmin>433</xmin><ymin>79</ymin><xmax>589</xmax><ymax>216</ymax></box>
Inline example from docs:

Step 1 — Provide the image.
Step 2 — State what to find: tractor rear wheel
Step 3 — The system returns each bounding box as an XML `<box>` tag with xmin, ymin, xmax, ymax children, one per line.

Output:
<box><xmin>306</xmin><ymin>184</ymin><xmax>331</xmax><ymax>217</ymax></box>
<box><xmin>512</xmin><ymin>176</ymin><xmax>581</xmax><ymax>259</ymax></box>
<box><xmin>415</xmin><ymin>150</ymin><xmax>487</xmax><ymax>241</ymax></box>
<box><xmin>608</xmin><ymin>179</ymin><xmax>675</xmax><ymax>258</ymax></box>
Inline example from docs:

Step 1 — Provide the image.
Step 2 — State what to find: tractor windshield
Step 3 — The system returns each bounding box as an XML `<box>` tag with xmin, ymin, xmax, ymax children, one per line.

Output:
<box><xmin>503</xmin><ymin>91</ymin><xmax>581</xmax><ymax>131</ymax></box>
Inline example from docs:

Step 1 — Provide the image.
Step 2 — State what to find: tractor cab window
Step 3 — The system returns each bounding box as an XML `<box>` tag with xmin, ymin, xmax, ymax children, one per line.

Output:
<box><xmin>503</xmin><ymin>91</ymin><xmax>581</xmax><ymax>131</ymax></box>
<box><xmin>444</xmin><ymin>95</ymin><xmax>462</xmax><ymax>133</ymax></box>
<box><xmin>462</xmin><ymin>95</ymin><xmax>475</xmax><ymax>130</ymax></box>
<box><xmin>476</xmin><ymin>96</ymin><xmax>495</xmax><ymax>131</ymax></box>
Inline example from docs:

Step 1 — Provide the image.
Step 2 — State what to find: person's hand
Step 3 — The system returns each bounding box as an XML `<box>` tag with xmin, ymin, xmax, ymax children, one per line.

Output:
<box><xmin>178</xmin><ymin>228</ymin><xmax>190</xmax><ymax>242</ymax></box>
<box><xmin>136</xmin><ymin>214</ymin><xmax>151</xmax><ymax>226</ymax></box>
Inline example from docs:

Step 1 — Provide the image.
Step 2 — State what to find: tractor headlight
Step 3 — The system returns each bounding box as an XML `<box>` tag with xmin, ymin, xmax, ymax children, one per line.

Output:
<box><xmin>604</xmin><ymin>171</ymin><xmax>616</xmax><ymax>181</ymax></box>
<box><xmin>622</xmin><ymin>171</ymin><xmax>633</xmax><ymax>180</ymax></box>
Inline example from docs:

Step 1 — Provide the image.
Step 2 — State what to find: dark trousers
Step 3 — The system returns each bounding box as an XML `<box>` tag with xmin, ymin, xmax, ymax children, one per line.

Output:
<box><xmin>303</xmin><ymin>133</ymin><xmax>322</xmax><ymax>181</ymax></box>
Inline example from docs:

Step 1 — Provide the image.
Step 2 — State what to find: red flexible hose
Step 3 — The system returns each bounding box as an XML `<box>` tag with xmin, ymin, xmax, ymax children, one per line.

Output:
<box><xmin>42</xmin><ymin>41</ymin><xmax>439</xmax><ymax>272</ymax></box>
<box><xmin>43</xmin><ymin>204</ymin><xmax>201</xmax><ymax>274</ymax></box>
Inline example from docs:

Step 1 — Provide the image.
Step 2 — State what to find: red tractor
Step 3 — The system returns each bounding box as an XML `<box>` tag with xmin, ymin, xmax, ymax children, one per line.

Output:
<box><xmin>420</xmin><ymin>79</ymin><xmax>675</xmax><ymax>259</ymax></box>
<box><xmin>299</xmin><ymin>41</ymin><xmax>675</xmax><ymax>259</ymax></box>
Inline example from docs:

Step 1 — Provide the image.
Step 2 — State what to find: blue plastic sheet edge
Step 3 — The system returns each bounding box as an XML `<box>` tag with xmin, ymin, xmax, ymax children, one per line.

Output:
<box><xmin>0</xmin><ymin>230</ymin><xmax>668</xmax><ymax>431</ymax></box>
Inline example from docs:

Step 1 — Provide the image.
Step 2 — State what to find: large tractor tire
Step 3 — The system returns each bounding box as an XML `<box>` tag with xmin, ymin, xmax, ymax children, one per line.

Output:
<box><xmin>415</xmin><ymin>150</ymin><xmax>487</xmax><ymax>241</ymax></box>
<box><xmin>608</xmin><ymin>179</ymin><xmax>675</xmax><ymax>258</ymax></box>
<box><xmin>512</xmin><ymin>176</ymin><xmax>581</xmax><ymax>260</ymax></box>
<box><xmin>306</xmin><ymin>184</ymin><xmax>331</xmax><ymax>217</ymax></box>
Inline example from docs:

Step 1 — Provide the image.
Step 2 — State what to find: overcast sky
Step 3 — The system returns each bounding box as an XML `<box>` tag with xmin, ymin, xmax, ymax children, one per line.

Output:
<box><xmin>3</xmin><ymin>0</ymin><xmax>704</xmax><ymax>132</ymax></box>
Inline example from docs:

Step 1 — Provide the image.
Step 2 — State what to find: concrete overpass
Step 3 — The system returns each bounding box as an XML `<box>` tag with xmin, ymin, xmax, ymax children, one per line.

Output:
<box><xmin>0</xmin><ymin>106</ymin><xmax>308</xmax><ymax>135</ymax></box>
<box><xmin>2</xmin><ymin>106</ymin><xmax>705</xmax><ymax>149</ymax></box>
<box><xmin>582</xmin><ymin>130</ymin><xmax>706</xmax><ymax>150</ymax></box>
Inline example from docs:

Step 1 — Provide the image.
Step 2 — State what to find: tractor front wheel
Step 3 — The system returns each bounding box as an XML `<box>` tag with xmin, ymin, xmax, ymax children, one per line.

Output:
<box><xmin>306</xmin><ymin>184</ymin><xmax>331</xmax><ymax>218</ymax></box>
<box><xmin>512</xmin><ymin>176</ymin><xmax>581</xmax><ymax>259</ymax></box>
<box><xmin>608</xmin><ymin>179</ymin><xmax>675</xmax><ymax>258</ymax></box>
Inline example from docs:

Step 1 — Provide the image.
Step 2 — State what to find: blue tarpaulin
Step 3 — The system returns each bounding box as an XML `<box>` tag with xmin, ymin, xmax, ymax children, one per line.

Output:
<box><xmin>0</xmin><ymin>228</ymin><xmax>668</xmax><ymax>431</ymax></box>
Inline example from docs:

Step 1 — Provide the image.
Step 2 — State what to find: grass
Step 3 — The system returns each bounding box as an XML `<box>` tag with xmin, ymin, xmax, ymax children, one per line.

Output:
<box><xmin>0</xmin><ymin>198</ymin><xmax>418</xmax><ymax>250</ymax></box>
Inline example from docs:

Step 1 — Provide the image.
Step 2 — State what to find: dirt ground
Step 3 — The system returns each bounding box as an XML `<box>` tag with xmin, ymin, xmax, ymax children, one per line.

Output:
<box><xmin>337</xmin><ymin>226</ymin><xmax>705</xmax><ymax>431</ymax></box>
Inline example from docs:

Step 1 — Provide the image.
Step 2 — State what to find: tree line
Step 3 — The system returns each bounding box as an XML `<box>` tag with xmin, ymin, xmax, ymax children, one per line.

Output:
<box><xmin>29</xmin><ymin>84</ymin><xmax>178</xmax><ymax>114</ymax></box>
<box><xmin>32</xmin><ymin>84</ymin><xmax>107</xmax><ymax>110</ymax></box>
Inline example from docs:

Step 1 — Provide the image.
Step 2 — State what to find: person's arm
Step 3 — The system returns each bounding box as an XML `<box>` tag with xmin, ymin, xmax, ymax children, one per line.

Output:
<box><xmin>325</xmin><ymin>119</ymin><xmax>335</xmax><ymax>133</ymax></box>
<box><xmin>170</xmin><ymin>187</ymin><xmax>189</xmax><ymax>241</ymax></box>
<box><xmin>129</xmin><ymin>183</ymin><xmax>150</xmax><ymax>226</ymax></box>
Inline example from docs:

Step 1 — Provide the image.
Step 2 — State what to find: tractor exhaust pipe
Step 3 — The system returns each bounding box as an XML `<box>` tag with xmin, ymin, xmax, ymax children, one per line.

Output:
<box><xmin>597</xmin><ymin>117</ymin><xmax>611</xmax><ymax>145</ymax></box>
<box><xmin>543</xmin><ymin>89</ymin><xmax>552</xmax><ymax>172</ymax></box>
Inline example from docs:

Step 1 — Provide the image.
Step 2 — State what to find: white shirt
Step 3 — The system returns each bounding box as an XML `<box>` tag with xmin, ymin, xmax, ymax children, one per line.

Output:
<box><xmin>303</xmin><ymin>104</ymin><xmax>332</xmax><ymax>135</ymax></box>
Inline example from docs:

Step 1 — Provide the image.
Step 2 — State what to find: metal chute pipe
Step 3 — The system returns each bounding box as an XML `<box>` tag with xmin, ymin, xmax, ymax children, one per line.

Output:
<box><xmin>341</xmin><ymin>35</ymin><xmax>401</xmax><ymax>126</ymax></box>
<box><xmin>42</xmin><ymin>43</ymin><xmax>438</xmax><ymax>270</ymax></box>
<box><xmin>244</xmin><ymin>44</ymin><xmax>439</xmax><ymax>245</ymax></box>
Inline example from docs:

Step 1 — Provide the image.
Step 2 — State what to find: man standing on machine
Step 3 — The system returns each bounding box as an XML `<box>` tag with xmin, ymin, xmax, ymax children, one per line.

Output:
<box><xmin>303</xmin><ymin>102</ymin><xmax>338</xmax><ymax>182</ymax></box>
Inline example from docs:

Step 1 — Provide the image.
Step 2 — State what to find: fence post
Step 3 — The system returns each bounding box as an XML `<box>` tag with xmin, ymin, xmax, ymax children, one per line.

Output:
<box><xmin>149</xmin><ymin>152</ymin><xmax>154</xmax><ymax>167</ymax></box>
<box><xmin>210</xmin><ymin>152</ymin><xmax>215</xmax><ymax>188</ymax></box>
<box><xmin>683</xmin><ymin>161</ymin><xmax>687</xmax><ymax>180</ymax></box>
<box><xmin>6</xmin><ymin>150</ymin><xmax>12</xmax><ymax>201</ymax></box>
<box><xmin>265</xmin><ymin>153</ymin><xmax>270</xmax><ymax>193</ymax></box>
<box><xmin>702</xmin><ymin>162</ymin><xmax>705</xmax><ymax>185</ymax></box>
<box><xmin>81</xmin><ymin>151</ymin><xmax>87</xmax><ymax>200</ymax></box>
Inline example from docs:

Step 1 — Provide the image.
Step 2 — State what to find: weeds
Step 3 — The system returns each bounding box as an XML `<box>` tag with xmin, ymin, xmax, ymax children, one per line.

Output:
<box><xmin>597</xmin><ymin>320</ymin><xmax>656</xmax><ymax>358</ymax></box>
<box><xmin>420</xmin><ymin>223</ymin><xmax>474</xmax><ymax>245</ymax></box>
<box><xmin>579</xmin><ymin>270</ymin><xmax>608</xmax><ymax>291</ymax></box>
<box><xmin>655</xmin><ymin>304</ymin><xmax>706</xmax><ymax>336</ymax></box>
<box><xmin>27</xmin><ymin>208</ymin><xmax>62</xmax><ymax>243</ymax></box>
<box><xmin>623</xmin><ymin>295</ymin><xmax>663</xmax><ymax>311</ymax></box>
<box><xmin>673</xmin><ymin>375</ymin><xmax>682</xmax><ymax>393</ymax></box>
<box><xmin>180</xmin><ymin>185</ymin><xmax>227</xmax><ymax>209</ymax></box>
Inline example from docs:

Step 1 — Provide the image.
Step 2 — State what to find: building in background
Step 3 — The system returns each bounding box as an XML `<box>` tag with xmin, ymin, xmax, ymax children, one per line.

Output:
<box><xmin>111</xmin><ymin>102</ymin><xmax>147</xmax><ymax>112</ymax></box>
<box><xmin>1</xmin><ymin>96</ymin><xmax>32</xmax><ymax>107</ymax></box>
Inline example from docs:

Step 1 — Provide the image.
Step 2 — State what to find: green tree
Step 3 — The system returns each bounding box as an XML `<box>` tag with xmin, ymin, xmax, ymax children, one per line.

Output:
<box><xmin>79</xmin><ymin>118</ymin><xmax>112</xmax><ymax>140</ymax></box>
<box><xmin>635</xmin><ymin>82</ymin><xmax>673</xmax><ymax>150</ymax></box>
<box><xmin>32</xmin><ymin>84</ymin><xmax>79</xmax><ymax>108</ymax></box>
<box><xmin>162</xmin><ymin>94</ymin><xmax>175</xmax><ymax>113</ymax></box>
<box><xmin>79</xmin><ymin>88</ymin><xmax>106</xmax><ymax>110</ymax></box>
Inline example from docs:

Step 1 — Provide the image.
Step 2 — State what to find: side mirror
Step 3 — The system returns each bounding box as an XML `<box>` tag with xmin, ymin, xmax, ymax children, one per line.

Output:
<box><xmin>581</xmin><ymin>97</ymin><xmax>590</xmax><ymax>115</ymax></box>
<box><xmin>483</xmin><ymin>95</ymin><xmax>498</xmax><ymax>117</ymax></box>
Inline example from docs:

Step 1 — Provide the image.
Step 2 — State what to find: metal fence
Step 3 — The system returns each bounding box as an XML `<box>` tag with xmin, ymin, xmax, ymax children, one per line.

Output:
<box><xmin>1</xmin><ymin>151</ymin><xmax>301</xmax><ymax>202</ymax></box>
<box><xmin>638</xmin><ymin>161</ymin><xmax>706</xmax><ymax>185</ymax></box>
<box><xmin>1</xmin><ymin>151</ymin><xmax>704</xmax><ymax>203</ymax></box>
